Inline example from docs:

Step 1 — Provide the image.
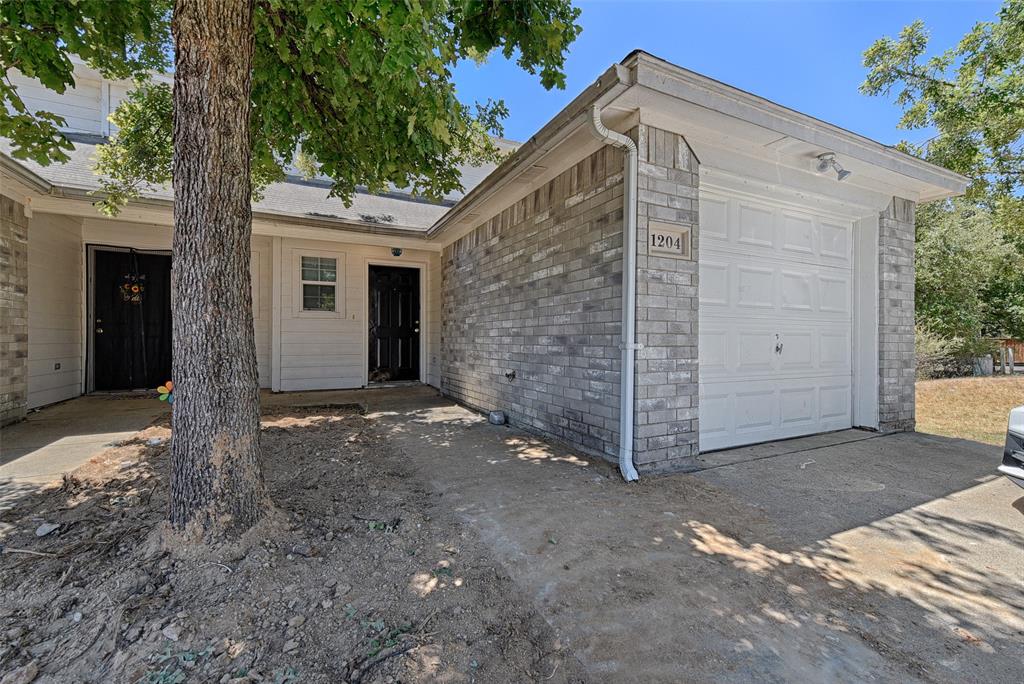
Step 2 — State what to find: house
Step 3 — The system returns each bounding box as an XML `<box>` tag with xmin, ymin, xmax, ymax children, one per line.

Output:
<box><xmin>0</xmin><ymin>51</ymin><xmax>967</xmax><ymax>478</ymax></box>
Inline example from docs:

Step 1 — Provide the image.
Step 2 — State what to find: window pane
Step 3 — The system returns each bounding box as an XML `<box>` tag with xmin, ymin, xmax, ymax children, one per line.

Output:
<box><xmin>300</xmin><ymin>256</ymin><xmax>337</xmax><ymax>282</ymax></box>
<box><xmin>317</xmin><ymin>257</ymin><xmax>336</xmax><ymax>282</ymax></box>
<box><xmin>302</xmin><ymin>284</ymin><xmax>336</xmax><ymax>311</ymax></box>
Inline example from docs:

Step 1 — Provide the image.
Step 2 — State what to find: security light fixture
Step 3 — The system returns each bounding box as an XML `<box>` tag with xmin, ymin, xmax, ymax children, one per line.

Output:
<box><xmin>816</xmin><ymin>153</ymin><xmax>852</xmax><ymax>182</ymax></box>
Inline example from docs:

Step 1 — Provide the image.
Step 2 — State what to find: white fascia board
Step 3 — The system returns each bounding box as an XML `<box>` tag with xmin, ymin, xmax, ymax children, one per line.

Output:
<box><xmin>20</xmin><ymin>188</ymin><xmax>440</xmax><ymax>252</ymax></box>
<box><xmin>627</xmin><ymin>52</ymin><xmax>968</xmax><ymax>201</ymax></box>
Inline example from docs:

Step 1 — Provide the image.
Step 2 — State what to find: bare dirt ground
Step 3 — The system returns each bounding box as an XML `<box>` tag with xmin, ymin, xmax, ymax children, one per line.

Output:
<box><xmin>0</xmin><ymin>406</ymin><xmax>583</xmax><ymax>683</ymax></box>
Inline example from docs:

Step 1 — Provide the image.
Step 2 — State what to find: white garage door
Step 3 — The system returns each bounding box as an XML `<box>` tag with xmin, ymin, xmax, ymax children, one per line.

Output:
<box><xmin>698</xmin><ymin>187</ymin><xmax>854</xmax><ymax>452</ymax></box>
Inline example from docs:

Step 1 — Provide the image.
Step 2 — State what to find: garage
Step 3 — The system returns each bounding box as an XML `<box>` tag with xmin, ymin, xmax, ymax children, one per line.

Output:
<box><xmin>698</xmin><ymin>185</ymin><xmax>855</xmax><ymax>452</ymax></box>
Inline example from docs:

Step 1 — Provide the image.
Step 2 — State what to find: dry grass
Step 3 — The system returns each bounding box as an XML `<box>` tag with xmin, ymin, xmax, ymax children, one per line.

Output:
<box><xmin>916</xmin><ymin>376</ymin><xmax>1024</xmax><ymax>445</ymax></box>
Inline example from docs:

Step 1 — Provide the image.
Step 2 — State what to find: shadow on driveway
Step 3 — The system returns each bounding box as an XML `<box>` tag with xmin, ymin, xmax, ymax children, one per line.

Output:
<box><xmin>356</xmin><ymin>386</ymin><xmax>1024</xmax><ymax>683</ymax></box>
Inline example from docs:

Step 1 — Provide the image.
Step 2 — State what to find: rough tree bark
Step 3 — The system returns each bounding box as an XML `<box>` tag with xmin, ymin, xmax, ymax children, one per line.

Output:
<box><xmin>169</xmin><ymin>0</ymin><xmax>270</xmax><ymax>537</ymax></box>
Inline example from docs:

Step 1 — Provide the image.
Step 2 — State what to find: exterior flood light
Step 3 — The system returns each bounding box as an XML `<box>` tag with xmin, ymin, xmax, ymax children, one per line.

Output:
<box><xmin>816</xmin><ymin>153</ymin><xmax>851</xmax><ymax>182</ymax></box>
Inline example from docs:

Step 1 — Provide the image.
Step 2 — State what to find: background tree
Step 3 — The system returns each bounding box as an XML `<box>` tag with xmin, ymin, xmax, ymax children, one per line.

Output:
<box><xmin>1</xmin><ymin>0</ymin><xmax>582</xmax><ymax>541</ymax></box>
<box><xmin>861</xmin><ymin>0</ymin><xmax>1023</xmax><ymax>199</ymax></box>
<box><xmin>914</xmin><ymin>200</ymin><xmax>1011</xmax><ymax>340</ymax></box>
<box><xmin>862</xmin><ymin>0</ymin><xmax>1024</xmax><ymax>359</ymax></box>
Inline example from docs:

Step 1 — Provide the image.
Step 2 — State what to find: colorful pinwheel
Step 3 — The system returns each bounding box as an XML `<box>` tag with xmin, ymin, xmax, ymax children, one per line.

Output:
<box><xmin>157</xmin><ymin>381</ymin><xmax>174</xmax><ymax>404</ymax></box>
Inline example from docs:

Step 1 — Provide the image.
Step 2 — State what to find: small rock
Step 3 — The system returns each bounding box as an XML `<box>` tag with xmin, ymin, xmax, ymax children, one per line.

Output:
<box><xmin>325</xmin><ymin>578</ymin><xmax>338</xmax><ymax>589</ymax></box>
<box><xmin>325</xmin><ymin>531</ymin><xmax>334</xmax><ymax>542</ymax></box>
<box><xmin>283</xmin><ymin>639</ymin><xmax>299</xmax><ymax>653</ymax></box>
<box><xmin>71</xmin><ymin>612</ymin><xmax>82</xmax><ymax>623</ymax></box>
<box><xmin>0</xmin><ymin>660</ymin><xmax>39</xmax><ymax>684</ymax></box>
<box><xmin>334</xmin><ymin>583</ymin><xmax>352</xmax><ymax>597</ymax></box>
<box><xmin>290</xmin><ymin>543</ymin><xmax>315</xmax><ymax>557</ymax></box>
<box><xmin>161</xmin><ymin>624</ymin><xmax>182</xmax><ymax>642</ymax></box>
<box><xmin>146</xmin><ymin>437</ymin><xmax>163</xmax><ymax>446</ymax></box>
<box><xmin>287</xmin><ymin>615</ymin><xmax>305</xmax><ymax>628</ymax></box>
<box><xmin>321</xmin><ymin>600</ymin><xmax>333</xmax><ymax>610</ymax></box>
<box><xmin>34</xmin><ymin>523</ymin><xmax>59</xmax><ymax>537</ymax></box>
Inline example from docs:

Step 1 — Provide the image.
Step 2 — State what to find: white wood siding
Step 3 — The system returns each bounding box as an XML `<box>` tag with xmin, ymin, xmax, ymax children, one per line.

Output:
<box><xmin>80</xmin><ymin>221</ymin><xmax>273</xmax><ymax>389</ymax></box>
<box><xmin>26</xmin><ymin>217</ymin><xmax>440</xmax><ymax>405</ymax></box>
<box><xmin>278</xmin><ymin>238</ymin><xmax>440</xmax><ymax>391</ymax></box>
<box><xmin>8</xmin><ymin>71</ymin><xmax>105</xmax><ymax>135</ymax></box>
<box><xmin>27</xmin><ymin>213</ymin><xmax>84</xmax><ymax>408</ymax></box>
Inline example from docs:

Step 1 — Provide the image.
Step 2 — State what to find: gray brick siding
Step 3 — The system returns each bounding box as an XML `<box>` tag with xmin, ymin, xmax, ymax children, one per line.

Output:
<box><xmin>878</xmin><ymin>196</ymin><xmax>916</xmax><ymax>431</ymax></box>
<box><xmin>632</xmin><ymin>125</ymin><xmax>701</xmax><ymax>473</ymax></box>
<box><xmin>441</xmin><ymin>146</ymin><xmax>625</xmax><ymax>460</ymax></box>
<box><xmin>0</xmin><ymin>196</ymin><xmax>28</xmax><ymax>425</ymax></box>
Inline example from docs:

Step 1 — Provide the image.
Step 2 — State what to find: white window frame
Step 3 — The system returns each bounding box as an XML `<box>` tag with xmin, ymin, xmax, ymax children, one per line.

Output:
<box><xmin>293</xmin><ymin>250</ymin><xmax>345</xmax><ymax>318</ymax></box>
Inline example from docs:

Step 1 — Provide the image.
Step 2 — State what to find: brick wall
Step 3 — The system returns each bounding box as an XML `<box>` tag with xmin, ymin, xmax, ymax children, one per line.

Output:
<box><xmin>632</xmin><ymin>125</ymin><xmax>701</xmax><ymax>473</ymax></box>
<box><xmin>878</xmin><ymin>196</ymin><xmax>916</xmax><ymax>431</ymax></box>
<box><xmin>441</xmin><ymin>146</ymin><xmax>625</xmax><ymax>460</ymax></box>
<box><xmin>0</xmin><ymin>196</ymin><xmax>29</xmax><ymax>425</ymax></box>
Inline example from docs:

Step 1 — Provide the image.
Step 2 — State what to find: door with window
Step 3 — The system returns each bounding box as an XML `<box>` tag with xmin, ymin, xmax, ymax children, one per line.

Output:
<box><xmin>92</xmin><ymin>248</ymin><xmax>173</xmax><ymax>391</ymax></box>
<box><xmin>368</xmin><ymin>266</ymin><xmax>420</xmax><ymax>382</ymax></box>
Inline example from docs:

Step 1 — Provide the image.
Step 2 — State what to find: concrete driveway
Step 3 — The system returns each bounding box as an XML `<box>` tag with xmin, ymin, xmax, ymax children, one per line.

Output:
<box><xmin>356</xmin><ymin>387</ymin><xmax>1023</xmax><ymax>683</ymax></box>
<box><xmin>3</xmin><ymin>387</ymin><xmax>1021</xmax><ymax>682</ymax></box>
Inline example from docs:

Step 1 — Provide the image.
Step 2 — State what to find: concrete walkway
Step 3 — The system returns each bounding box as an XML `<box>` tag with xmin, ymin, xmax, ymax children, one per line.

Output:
<box><xmin>0</xmin><ymin>395</ymin><xmax>168</xmax><ymax>496</ymax></box>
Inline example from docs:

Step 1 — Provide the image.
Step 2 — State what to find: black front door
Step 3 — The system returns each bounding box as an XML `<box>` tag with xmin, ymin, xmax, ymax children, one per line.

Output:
<box><xmin>93</xmin><ymin>249</ymin><xmax>172</xmax><ymax>391</ymax></box>
<box><xmin>368</xmin><ymin>266</ymin><xmax>420</xmax><ymax>382</ymax></box>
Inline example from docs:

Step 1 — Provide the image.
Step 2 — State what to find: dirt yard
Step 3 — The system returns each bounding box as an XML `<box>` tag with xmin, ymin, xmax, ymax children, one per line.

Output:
<box><xmin>0</xmin><ymin>407</ymin><xmax>583</xmax><ymax>683</ymax></box>
<box><xmin>916</xmin><ymin>375</ymin><xmax>1024</xmax><ymax>445</ymax></box>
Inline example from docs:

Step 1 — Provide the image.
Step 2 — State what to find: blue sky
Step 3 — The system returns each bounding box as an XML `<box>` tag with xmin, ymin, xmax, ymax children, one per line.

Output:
<box><xmin>452</xmin><ymin>0</ymin><xmax>1002</xmax><ymax>146</ymax></box>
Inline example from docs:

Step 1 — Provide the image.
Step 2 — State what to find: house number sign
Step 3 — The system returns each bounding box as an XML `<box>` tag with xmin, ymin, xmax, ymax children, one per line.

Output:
<box><xmin>648</xmin><ymin>221</ymin><xmax>691</xmax><ymax>259</ymax></box>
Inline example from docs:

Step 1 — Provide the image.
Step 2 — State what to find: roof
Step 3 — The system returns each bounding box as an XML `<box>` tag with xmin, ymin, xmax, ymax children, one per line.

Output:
<box><xmin>0</xmin><ymin>133</ymin><xmax>517</xmax><ymax>232</ymax></box>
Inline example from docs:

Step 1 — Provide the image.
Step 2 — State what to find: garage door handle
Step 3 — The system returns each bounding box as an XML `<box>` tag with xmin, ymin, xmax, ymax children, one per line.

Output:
<box><xmin>775</xmin><ymin>342</ymin><xmax>783</xmax><ymax>354</ymax></box>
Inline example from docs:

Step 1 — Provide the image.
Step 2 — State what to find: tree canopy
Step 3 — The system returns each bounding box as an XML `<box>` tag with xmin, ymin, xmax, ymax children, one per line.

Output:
<box><xmin>3</xmin><ymin>0</ymin><xmax>583</xmax><ymax>209</ymax></box>
<box><xmin>863</xmin><ymin>0</ymin><xmax>1024</xmax><ymax>351</ymax></box>
<box><xmin>861</xmin><ymin>0</ymin><xmax>1023</xmax><ymax>199</ymax></box>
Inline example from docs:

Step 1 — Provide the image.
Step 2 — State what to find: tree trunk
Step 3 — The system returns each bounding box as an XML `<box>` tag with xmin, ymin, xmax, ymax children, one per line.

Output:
<box><xmin>169</xmin><ymin>0</ymin><xmax>269</xmax><ymax>537</ymax></box>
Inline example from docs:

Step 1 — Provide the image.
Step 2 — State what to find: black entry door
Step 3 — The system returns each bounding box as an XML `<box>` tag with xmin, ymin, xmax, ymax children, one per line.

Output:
<box><xmin>368</xmin><ymin>266</ymin><xmax>420</xmax><ymax>382</ymax></box>
<box><xmin>93</xmin><ymin>249</ymin><xmax>172</xmax><ymax>391</ymax></box>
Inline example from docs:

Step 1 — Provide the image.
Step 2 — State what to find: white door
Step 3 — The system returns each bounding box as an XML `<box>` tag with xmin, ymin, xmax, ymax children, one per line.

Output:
<box><xmin>698</xmin><ymin>188</ymin><xmax>854</xmax><ymax>452</ymax></box>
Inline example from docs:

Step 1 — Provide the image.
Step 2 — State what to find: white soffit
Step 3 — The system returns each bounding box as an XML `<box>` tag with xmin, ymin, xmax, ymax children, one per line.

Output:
<box><xmin>626</xmin><ymin>53</ymin><xmax>967</xmax><ymax>204</ymax></box>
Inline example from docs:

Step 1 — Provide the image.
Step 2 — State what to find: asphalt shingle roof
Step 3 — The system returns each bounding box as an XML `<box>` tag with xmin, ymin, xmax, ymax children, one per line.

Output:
<box><xmin>1</xmin><ymin>134</ymin><xmax>518</xmax><ymax>231</ymax></box>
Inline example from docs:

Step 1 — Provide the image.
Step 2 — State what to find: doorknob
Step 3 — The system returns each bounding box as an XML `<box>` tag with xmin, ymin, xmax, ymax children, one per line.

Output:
<box><xmin>96</xmin><ymin>328</ymin><xmax>104</xmax><ymax>334</ymax></box>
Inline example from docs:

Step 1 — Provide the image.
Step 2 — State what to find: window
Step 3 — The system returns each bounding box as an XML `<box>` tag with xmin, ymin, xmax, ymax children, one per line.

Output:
<box><xmin>300</xmin><ymin>255</ymin><xmax>337</xmax><ymax>311</ymax></box>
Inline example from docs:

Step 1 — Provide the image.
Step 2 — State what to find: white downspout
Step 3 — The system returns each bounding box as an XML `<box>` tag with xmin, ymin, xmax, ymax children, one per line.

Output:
<box><xmin>589</xmin><ymin>105</ymin><xmax>640</xmax><ymax>482</ymax></box>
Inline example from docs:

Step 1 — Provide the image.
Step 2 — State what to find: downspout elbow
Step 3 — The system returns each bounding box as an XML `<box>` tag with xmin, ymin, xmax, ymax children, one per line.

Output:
<box><xmin>588</xmin><ymin>105</ymin><xmax>640</xmax><ymax>483</ymax></box>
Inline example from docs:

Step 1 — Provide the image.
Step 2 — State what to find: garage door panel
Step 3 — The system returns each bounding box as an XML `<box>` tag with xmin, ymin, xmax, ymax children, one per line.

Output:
<box><xmin>699</xmin><ymin>188</ymin><xmax>853</xmax><ymax>451</ymax></box>
<box><xmin>736</xmin><ymin>266</ymin><xmax>775</xmax><ymax>309</ymax></box>
<box><xmin>699</xmin><ymin>377</ymin><xmax>853</xmax><ymax>451</ymax></box>
<box><xmin>737</xmin><ymin>330</ymin><xmax>775</xmax><ymax>371</ymax></box>
<box><xmin>701</xmin><ymin>321</ymin><xmax>850</xmax><ymax>380</ymax></box>
<box><xmin>735</xmin><ymin>389</ymin><xmax>776</xmax><ymax>431</ymax></box>
<box><xmin>700</xmin><ymin>192</ymin><xmax>853</xmax><ymax>267</ymax></box>
<box><xmin>738</xmin><ymin>202</ymin><xmax>774</xmax><ymax>247</ymax></box>
<box><xmin>780</xmin><ymin>387</ymin><xmax>816</xmax><ymax>426</ymax></box>
<box><xmin>781</xmin><ymin>212</ymin><xmax>815</xmax><ymax>255</ymax></box>
<box><xmin>701</xmin><ymin>254</ymin><xmax>852</xmax><ymax>322</ymax></box>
